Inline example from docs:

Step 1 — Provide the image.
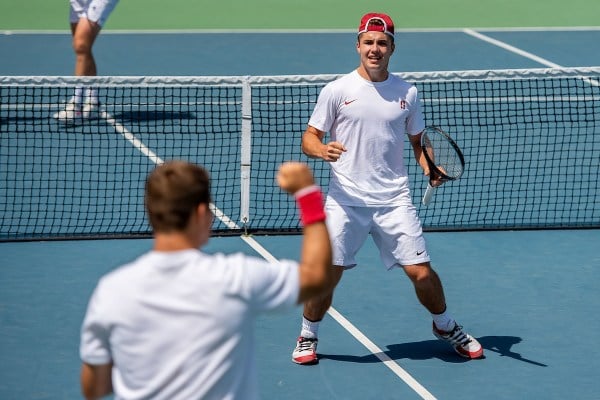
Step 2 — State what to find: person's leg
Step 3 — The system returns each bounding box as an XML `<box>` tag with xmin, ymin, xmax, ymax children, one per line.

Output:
<box><xmin>55</xmin><ymin>3</ymin><xmax>104</xmax><ymax>121</ymax></box>
<box><xmin>292</xmin><ymin>266</ymin><xmax>343</xmax><ymax>365</ymax></box>
<box><xmin>403</xmin><ymin>262</ymin><xmax>483</xmax><ymax>358</ymax></box>
<box><xmin>72</xmin><ymin>17</ymin><xmax>101</xmax><ymax>77</ymax></box>
<box><xmin>292</xmin><ymin>201</ymin><xmax>369</xmax><ymax>364</ymax></box>
<box><xmin>69</xmin><ymin>21</ymin><xmax>85</xmax><ymax>106</ymax></box>
<box><xmin>73</xmin><ymin>18</ymin><xmax>101</xmax><ymax>114</ymax></box>
<box><xmin>372</xmin><ymin>206</ymin><xmax>447</xmax><ymax>315</ymax></box>
<box><xmin>402</xmin><ymin>262</ymin><xmax>446</xmax><ymax>314</ymax></box>
<box><xmin>75</xmin><ymin>0</ymin><xmax>119</xmax><ymax>105</ymax></box>
<box><xmin>372</xmin><ymin>205</ymin><xmax>483</xmax><ymax>359</ymax></box>
<box><xmin>302</xmin><ymin>265</ymin><xmax>344</xmax><ymax>330</ymax></box>
<box><xmin>403</xmin><ymin>262</ymin><xmax>459</xmax><ymax>331</ymax></box>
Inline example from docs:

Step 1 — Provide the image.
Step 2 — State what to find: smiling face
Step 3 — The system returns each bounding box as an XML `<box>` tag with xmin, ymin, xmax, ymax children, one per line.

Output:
<box><xmin>356</xmin><ymin>31</ymin><xmax>395</xmax><ymax>82</ymax></box>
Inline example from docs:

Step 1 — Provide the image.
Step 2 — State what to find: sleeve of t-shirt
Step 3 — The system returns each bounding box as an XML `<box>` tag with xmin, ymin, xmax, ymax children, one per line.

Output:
<box><xmin>308</xmin><ymin>83</ymin><xmax>338</xmax><ymax>133</ymax></box>
<box><xmin>80</xmin><ymin>282</ymin><xmax>113</xmax><ymax>365</ymax></box>
<box><xmin>406</xmin><ymin>86</ymin><xmax>426</xmax><ymax>136</ymax></box>
<box><xmin>243</xmin><ymin>256</ymin><xmax>300</xmax><ymax>313</ymax></box>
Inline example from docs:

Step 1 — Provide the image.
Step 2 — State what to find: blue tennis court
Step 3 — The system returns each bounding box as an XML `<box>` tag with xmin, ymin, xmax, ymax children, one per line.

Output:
<box><xmin>1</xmin><ymin>27</ymin><xmax>599</xmax><ymax>399</ymax></box>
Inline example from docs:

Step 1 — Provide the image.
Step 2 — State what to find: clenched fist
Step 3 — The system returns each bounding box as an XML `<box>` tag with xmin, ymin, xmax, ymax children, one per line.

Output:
<box><xmin>277</xmin><ymin>162</ymin><xmax>316</xmax><ymax>195</ymax></box>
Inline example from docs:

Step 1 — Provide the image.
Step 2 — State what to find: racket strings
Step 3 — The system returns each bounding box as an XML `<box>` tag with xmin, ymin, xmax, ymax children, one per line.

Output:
<box><xmin>425</xmin><ymin>133</ymin><xmax>463</xmax><ymax>179</ymax></box>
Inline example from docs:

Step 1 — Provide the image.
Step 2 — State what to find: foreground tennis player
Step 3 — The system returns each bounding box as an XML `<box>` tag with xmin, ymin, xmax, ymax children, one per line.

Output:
<box><xmin>79</xmin><ymin>161</ymin><xmax>332</xmax><ymax>399</ymax></box>
<box><xmin>291</xmin><ymin>12</ymin><xmax>483</xmax><ymax>364</ymax></box>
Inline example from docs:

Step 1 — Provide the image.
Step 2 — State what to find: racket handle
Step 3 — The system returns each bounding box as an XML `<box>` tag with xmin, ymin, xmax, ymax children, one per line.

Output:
<box><xmin>422</xmin><ymin>183</ymin><xmax>436</xmax><ymax>206</ymax></box>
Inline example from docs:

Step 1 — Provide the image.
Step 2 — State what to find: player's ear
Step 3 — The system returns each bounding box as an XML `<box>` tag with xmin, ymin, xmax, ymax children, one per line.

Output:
<box><xmin>196</xmin><ymin>203</ymin><xmax>209</xmax><ymax>218</ymax></box>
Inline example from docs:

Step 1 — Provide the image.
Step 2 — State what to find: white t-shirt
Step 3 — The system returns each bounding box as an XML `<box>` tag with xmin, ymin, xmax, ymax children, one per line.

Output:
<box><xmin>309</xmin><ymin>70</ymin><xmax>425</xmax><ymax>206</ymax></box>
<box><xmin>80</xmin><ymin>249</ymin><xmax>299</xmax><ymax>400</ymax></box>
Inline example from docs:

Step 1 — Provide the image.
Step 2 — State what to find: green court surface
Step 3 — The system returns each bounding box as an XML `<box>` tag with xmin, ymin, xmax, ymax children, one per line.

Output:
<box><xmin>1</xmin><ymin>0</ymin><xmax>600</xmax><ymax>30</ymax></box>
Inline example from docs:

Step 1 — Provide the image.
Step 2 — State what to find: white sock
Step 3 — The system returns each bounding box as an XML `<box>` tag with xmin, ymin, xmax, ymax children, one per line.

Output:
<box><xmin>300</xmin><ymin>316</ymin><xmax>320</xmax><ymax>339</ymax></box>
<box><xmin>85</xmin><ymin>88</ymin><xmax>98</xmax><ymax>103</ymax></box>
<box><xmin>432</xmin><ymin>309</ymin><xmax>456</xmax><ymax>332</ymax></box>
<box><xmin>72</xmin><ymin>86</ymin><xmax>84</xmax><ymax>105</ymax></box>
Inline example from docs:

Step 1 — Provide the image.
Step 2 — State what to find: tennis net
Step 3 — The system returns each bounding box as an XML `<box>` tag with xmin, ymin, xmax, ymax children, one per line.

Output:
<box><xmin>1</xmin><ymin>67</ymin><xmax>599</xmax><ymax>241</ymax></box>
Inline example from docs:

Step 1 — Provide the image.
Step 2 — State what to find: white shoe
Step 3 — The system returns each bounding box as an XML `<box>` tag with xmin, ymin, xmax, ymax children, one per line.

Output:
<box><xmin>433</xmin><ymin>322</ymin><xmax>484</xmax><ymax>359</ymax></box>
<box><xmin>53</xmin><ymin>100</ymin><xmax>82</xmax><ymax>124</ymax></box>
<box><xmin>292</xmin><ymin>336</ymin><xmax>318</xmax><ymax>365</ymax></box>
<box><xmin>82</xmin><ymin>99</ymin><xmax>100</xmax><ymax>119</ymax></box>
<box><xmin>53</xmin><ymin>99</ymin><xmax>99</xmax><ymax>123</ymax></box>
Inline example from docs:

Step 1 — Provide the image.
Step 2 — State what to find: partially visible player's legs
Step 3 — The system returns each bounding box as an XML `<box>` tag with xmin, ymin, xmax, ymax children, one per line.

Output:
<box><xmin>303</xmin><ymin>265</ymin><xmax>344</xmax><ymax>322</ymax></box>
<box><xmin>72</xmin><ymin>18</ymin><xmax>100</xmax><ymax>114</ymax></box>
<box><xmin>292</xmin><ymin>266</ymin><xmax>344</xmax><ymax>365</ymax></box>
<box><xmin>403</xmin><ymin>262</ymin><xmax>447</xmax><ymax>315</ymax></box>
<box><xmin>72</xmin><ymin>18</ymin><xmax>100</xmax><ymax>77</ymax></box>
<box><xmin>55</xmin><ymin>0</ymin><xmax>109</xmax><ymax>123</ymax></box>
<box><xmin>292</xmin><ymin>200</ymin><xmax>368</xmax><ymax>364</ymax></box>
<box><xmin>54</xmin><ymin>19</ymin><xmax>101</xmax><ymax>122</ymax></box>
<box><xmin>403</xmin><ymin>262</ymin><xmax>483</xmax><ymax>359</ymax></box>
<box><xmin>371</xmin><ymin>205</ymin><xmax>483</xmax><ymax>359</ymax></box>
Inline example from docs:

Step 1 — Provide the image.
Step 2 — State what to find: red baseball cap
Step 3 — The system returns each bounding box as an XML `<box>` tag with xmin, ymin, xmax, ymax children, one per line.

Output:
<box><xmin>358</xmin><ymin>13</ymin><xmax>395</xmax><ymax>38</ymax></box>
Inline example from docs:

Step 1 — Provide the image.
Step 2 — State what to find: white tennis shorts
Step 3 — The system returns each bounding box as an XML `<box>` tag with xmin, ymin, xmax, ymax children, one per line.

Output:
<box><xmin>70</xmin><ymin>0</ymin><xmax>119</xmax><ymax>26</ymax></box>
<box><xmin>325</xmin><ymin>197</ymin><xmax>431</xmax><ymax>269</ymax></box>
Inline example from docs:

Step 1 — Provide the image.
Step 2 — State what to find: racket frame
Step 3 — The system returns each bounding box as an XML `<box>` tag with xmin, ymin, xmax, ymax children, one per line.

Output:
<box><xmin>420</xmin><ymin>126</ymin><xmax>465</xmax><ymax>182</ymax></box>
<box><xmin>419</xmin><ymin>126</ymin><xmax>465</xmax><ymax>206</ymax></box>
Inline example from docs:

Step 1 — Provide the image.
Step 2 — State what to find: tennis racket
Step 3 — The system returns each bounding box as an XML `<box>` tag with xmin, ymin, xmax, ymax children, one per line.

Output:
<box><xmin>420</xmin><ymin>126</ymin><xmax>465</xmax><ymax>206</ymax></box>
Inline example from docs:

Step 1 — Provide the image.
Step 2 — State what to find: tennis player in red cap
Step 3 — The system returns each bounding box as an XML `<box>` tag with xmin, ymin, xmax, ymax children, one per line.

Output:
<box><xmin>291</xmin><ymin>12</ymin><xmax>483</xmax><ymax>365</ymax></box>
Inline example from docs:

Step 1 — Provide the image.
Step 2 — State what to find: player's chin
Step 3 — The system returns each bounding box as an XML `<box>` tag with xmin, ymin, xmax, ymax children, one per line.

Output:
<box><xmin>366</xmin><ymin>58</ymin><xmax>382</xmax><ymax>66</ymax></box>
<box><xmin>366</xmin><ymin>61</ymin><xmax>388</xmax><ymax>72</ymax></box>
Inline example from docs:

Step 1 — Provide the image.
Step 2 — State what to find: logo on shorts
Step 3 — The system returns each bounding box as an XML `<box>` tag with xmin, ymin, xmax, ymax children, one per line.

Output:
<box><xmin>416</xmin><ymin>250</ymin><xmax>426</xmax><ymax>256</ymax></box>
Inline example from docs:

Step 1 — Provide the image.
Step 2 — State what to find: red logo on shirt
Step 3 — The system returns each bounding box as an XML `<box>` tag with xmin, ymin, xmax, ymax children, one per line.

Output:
<box><xmin>343</xmin><ymin>99</ymin><xmax>358</xmax><ymax>106</ymax></box>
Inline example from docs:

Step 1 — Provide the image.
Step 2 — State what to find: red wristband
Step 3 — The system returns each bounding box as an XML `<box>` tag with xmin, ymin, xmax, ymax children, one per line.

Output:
<box><xmin>295</xmin><ymin>186</ymin><xmax>326</xmax><ymax>226</ymax></box>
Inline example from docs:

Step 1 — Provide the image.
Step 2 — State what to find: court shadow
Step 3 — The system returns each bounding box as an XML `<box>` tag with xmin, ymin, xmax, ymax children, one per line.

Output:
<box><xmin>111</xmin><ymin>110</ymin><xmax>195</xmax><ymax>122</ymax></box>
<box><xmin>319</xmin><ymin>339</ymin><xmax>467</xmax><ymax>365</ymax></box>
<box><xmin>2</xmin><ymin>111</ymin><xmax>193</xmax><ymax>123</ymax></box>
<box><xmin>0</xmin><ymin>115</ymin><xmax>39</xmax><ymax>126</ymax></box>
<box><xmin>477</xmin><ymin>335</ymin><xmax>547</xmax><ymax>367</ymax></box>
<box><xmin>1</xmin><ymin>115</ymin><xmax>96</xmax><ymax>131</ymax></box>
<box><xmin>319</xmin><ymin>335</ymin><xmax>547</xmax><ymax>367</ymax></box>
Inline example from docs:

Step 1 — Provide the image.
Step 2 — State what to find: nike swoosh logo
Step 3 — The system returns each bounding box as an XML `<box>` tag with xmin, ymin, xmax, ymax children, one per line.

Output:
<box><xmin>343</xmin><ymin>99</ymin><xmax>357</xmax><ymax>106</ymax></box>
<box><xmin>416</xmin><ymin>250</ymin><xmax>425</xmax><ymax>256</ymax></box>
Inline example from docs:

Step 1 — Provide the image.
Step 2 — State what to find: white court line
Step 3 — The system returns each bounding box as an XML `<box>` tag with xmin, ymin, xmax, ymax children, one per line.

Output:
<box><xmin>3</xmin><ymin>26</ymin><xmax>600</xmax><ymax>35</ymax></box>
<box><xmin>101</xmin><ymin>111</ymin><xmax>163</xmax><ymax>165</ymax></box>
<box><xmin>463</xmin><ymin>29</ymin><xmax>600</xmax><ymax>88</ymax></box>
<box><xmin>463</xmin><ymin>28</ymin><xmax>564</xmax><ymax>68</ymax></box>
<box><xmin>101</xmin><ymin>110</ymin><xmax>240</xmax><ymax>230</ymax></box>
<box><xmin>101</xmin><ymin>110</ymin><xmax>437</xmax><ymax>399</ymax></box>
<box><xmin>328</xmin><ymin>308</ymin><xmax>437</xmax><ymax>400</ymax></box>
<box><xmin>241</xmin><ymin>245</ymin><xmax>436</xmax><ymax>399</ymax></box>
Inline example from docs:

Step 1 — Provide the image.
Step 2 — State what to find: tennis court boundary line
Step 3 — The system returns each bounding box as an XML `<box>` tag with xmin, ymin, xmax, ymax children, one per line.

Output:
<box><xmin>3</xmin><ymin>26</ymin><xmax>600</xmax><ymax>35</ymax></box>
<box><xmin>100</xmin><ymin>110</ymin><xmax>241</xmax><ymax>231</ymax></box>
<box><xmin>103</xmin><ymin>109</ymin><xmax>437</xmax><ymax>400</ymax></box>
<box><xmin>464</xmin><ymin>29</ymin><xmax>600</xmax><ymax>88</ymax></box>
<box><xmin>242</xmin><ymin>234</ymin><xmax>437</xmax><ymax>400</ymax></box>
<box><xmin>247</xmin><ymin>237</ymin><xmax>437</xmax><ymax>399</ymax></box>
<box><xmin>463</xmin><ymin>29</ymin><xmax>563</xmax><ymax>68</ymax></box>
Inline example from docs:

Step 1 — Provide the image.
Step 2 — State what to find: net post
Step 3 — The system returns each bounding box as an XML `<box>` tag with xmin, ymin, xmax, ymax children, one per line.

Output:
<box><xmin>240</xmin><ymin>77</ymin><xmax>252</xmax><ymax>231</ymax></box>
